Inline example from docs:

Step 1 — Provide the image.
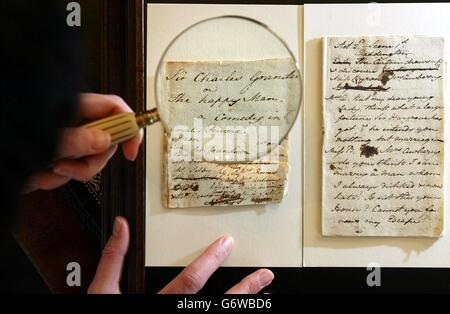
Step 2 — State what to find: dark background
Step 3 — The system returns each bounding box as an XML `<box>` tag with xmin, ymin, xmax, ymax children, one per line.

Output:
<box><xmin>7</xmin><ymin>0</ymin><xmax>450</xmax><ymax>294</ymax></box>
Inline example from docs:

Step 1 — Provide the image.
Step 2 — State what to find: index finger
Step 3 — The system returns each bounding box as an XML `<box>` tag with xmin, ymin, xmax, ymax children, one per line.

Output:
<box><xmin>88</xmin><ymin>217</ymin><xmax>129</xmax><ymax>294</ymax></box>
<box><xmin>159</xmin><ymin>236</ymin><xmax>234</xmax><ymax>294</ymax></box>
<box><xmin>79</xmin><ymin>93</ymin><xmax>132</xmax><ymax>120</ymax></box>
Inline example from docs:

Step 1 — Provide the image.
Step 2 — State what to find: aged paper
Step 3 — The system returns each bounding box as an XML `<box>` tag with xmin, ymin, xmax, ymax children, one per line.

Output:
<box><xmin>159</xmin><ymin>58</ymin><xmax>299</xmax><ymax>161</ymax></box>
<box><xmin>322</xmin><ymin>36</ymin><xmax>445</xmax><ymax>237</ymax></box>
<box><xmin>159</xmin><ymin>58</ymin><xmax>296</xmax><ymax>208</ymax></box>
<box><xmin>161</xmin><ymin>58</ymin><xmax>299</xmax><ymax>129</ymax></box>
<box><xmin>163</xmin><ymin>136</ymin><xmax>289</xmax><ymax>208</ymax></box>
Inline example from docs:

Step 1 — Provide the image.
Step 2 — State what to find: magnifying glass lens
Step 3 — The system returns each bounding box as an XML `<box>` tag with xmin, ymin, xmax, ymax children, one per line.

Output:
<box><xmin>155</xmin><ymin>16</ymin><xmax>301</xmax><ymax>161</ymax></box>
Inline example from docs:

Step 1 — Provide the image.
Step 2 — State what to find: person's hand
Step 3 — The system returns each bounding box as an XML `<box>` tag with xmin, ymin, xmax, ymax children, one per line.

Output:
<box><xmin>25</xmin><ymin>93</ymin><xmax>143</xmax><ymax>193</ymax></box>
<box><xmin>88</xmin><ymin>216</ymin><xmax>129</xmax><ymax>294</ymax></box>
<box><xmin>88</xmin><ymin>217</ymin><xmax>274</xmax><ymax>294</ymax></box>
<box><xmin>158</xmin><ymin>236</ymin><xmax>274</xmax><ymax>294</ymax></box>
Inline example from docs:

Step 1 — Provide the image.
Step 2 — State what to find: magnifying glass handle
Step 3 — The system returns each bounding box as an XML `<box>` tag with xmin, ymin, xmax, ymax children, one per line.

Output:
<box><xmin>54</xmin><ymin>109</ymin><xmax>159</xmax><ymax>161</ymax></box>
<box><xmin>81</xmin><ymin>108</ymin><xmax>159</xmax><ymax>147</ymax></box>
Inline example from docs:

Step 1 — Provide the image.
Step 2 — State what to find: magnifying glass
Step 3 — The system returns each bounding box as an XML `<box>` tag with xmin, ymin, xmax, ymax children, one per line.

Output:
<box><xmin>82</xmin><ymin>16</ymin><xmax>302</xmax><ymax>161</ymax></box>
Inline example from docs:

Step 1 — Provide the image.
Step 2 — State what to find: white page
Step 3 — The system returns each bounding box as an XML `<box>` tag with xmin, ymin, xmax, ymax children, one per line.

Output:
<box><xmin>304</xmin><ymin>3</ymin><xmax>450</xmax><ymax>267</ymax></box>
<box><xmin>146</xmin><ymin>4</ymin><xmax>303</xmax><ymax>267</ymax></box>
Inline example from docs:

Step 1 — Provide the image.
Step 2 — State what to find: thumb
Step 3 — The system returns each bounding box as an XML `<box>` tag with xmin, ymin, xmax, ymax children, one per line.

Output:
<box><xmin>88</xmin><ymin>217</ymin><xmax>129</xmax><ymax>294</ymax></box>
<box><xmin>59</xmin><ymin>127</ymin><xmax>111</xmax><ymax>159</ymax></box>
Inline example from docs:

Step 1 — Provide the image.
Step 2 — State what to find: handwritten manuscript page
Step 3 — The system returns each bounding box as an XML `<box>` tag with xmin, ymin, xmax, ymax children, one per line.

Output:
<box><xmin>163</xmin><ymin>137</ymin><xmax>288</xmax><ymax>208</ymax></box>
<box><xmin>322</xmin><ymin>36</ymin><xmax>445</xmax><ymax>237</ymax></box>
<box><xmin>160</xmin><ymin>58</ymin><xmax>296</xmax><ymax>208</ymax></box>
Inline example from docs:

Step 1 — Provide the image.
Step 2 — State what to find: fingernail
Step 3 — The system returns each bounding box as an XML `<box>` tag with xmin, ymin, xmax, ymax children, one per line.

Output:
<box><xmin>53</xmin><ymin>167</ymin><xmax>70</xmax><ymax>177</ymax></box>
<box><xmin>126</xmin><ymin>148</ymin><xmax>138</xmax><ymax>162</ymax></box>
<box><xmin>113</xmin><ymin>217</ymin><xmax>122</xmax><ymax>236</ymax></box>
<box><xmin>131</xmin><ymin>150</ymin><xmax>138</xmax><ymax>161</ymax></box>
<box><xmin>91</xmin><ymin>129</ymin><xmax>111</xmax><ymax>150</ymax></box>
<box><xmin>220</xmin><ymin>236</ymin><xmax>234</xmax><ymax>254</ymax></box>
<box><xmin>258</xmin><ymin>270</ymin><xmax>274</xmax><ymax>288</ymax></box>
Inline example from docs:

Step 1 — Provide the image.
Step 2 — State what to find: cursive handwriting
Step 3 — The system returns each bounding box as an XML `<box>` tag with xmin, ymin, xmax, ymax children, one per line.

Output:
<box><xmin>322</xmin><ymin>36</ymin><xmax>444</xmax><ymax>237</ymax></box>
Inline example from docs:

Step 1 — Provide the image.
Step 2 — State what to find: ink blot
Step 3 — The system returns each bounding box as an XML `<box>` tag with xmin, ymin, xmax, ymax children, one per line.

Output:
<box><xmin>360</xmin><ymin>144</ymin><xmax>379</xmax><ymax>158</ymax></box>
<box><xmin>330</xmin><ymin>164</ymin><xmax>336</xmax><ymax>170</ymax></box>
<box><xmin>379</xmin><ymin>68</ymin><xmax>394</xmax><ymax>85</ymax></box>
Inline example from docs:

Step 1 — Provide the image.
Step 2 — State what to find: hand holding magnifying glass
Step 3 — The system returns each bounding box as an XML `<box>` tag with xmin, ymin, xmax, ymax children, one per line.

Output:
<box><xmin>66</xmin><ymin>16</ymin><xmax>302</xmax><ymax>162</ymax></box>
<box><xmin>77</xmin><ymin>16</ymin><xmax>301</xmax><ymax>159</ymax></box>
